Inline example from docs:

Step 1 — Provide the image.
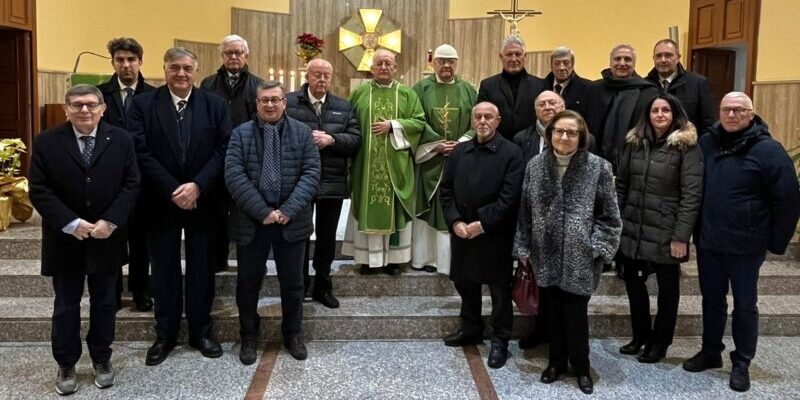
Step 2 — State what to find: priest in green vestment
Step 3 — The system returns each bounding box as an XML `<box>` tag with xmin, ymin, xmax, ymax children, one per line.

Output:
<box><xmin>410</xmin><ymin>44</ymin><xmax>477</xmax><ymax>275</ymax></box>
<box><xmin>342</xmin><ymin>49</ymin><xmax>426</xmax><ymax>275</ymax></box>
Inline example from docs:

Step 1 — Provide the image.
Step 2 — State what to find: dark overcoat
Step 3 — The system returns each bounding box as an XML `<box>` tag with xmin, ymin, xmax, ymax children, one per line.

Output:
<box><xmin>439</xmin><ymin>133</ymin><xmax>524</xmax><ymax>284</ymax></box>
<box><xmin>616</xmin><ymin>124</ymin><xmax>703</xmax><ymax>264</ymax></box>
<box><xmin>96</xmin><ymin>72</ymin><xmax>156</xmax><ymax>128</ymax></box>
<box><xmin>543</xmin><ymin>71</ymin><xmax>601</xmax><ymax>134</ymax></box>
<box><xmin>200</xmin><ymin>65</ymin><xmax>262</xmax><ymax>128</ymax></box>
<box><xmin>285</xmin><ymin>83</ymin><xmax>361</xmax><ymax>199</ymax></box>
<box><xmin>126</xmin><ymin>86</ymin><xmax>231</xmax><ymax>222</ymax></box>
<box><xmin>646</xmin><ymin>64</ymin><xmax>715</xmax><ymax>133</ymax></box>
<box><xmin>477</xmin><ymin>69</ymin><xmax>547</xmax><ymax>141</ymax></box>
<box><xmin>29</xmin><ymin>121</ymin><xmax>140</xmax><ymax>276</ymax></box>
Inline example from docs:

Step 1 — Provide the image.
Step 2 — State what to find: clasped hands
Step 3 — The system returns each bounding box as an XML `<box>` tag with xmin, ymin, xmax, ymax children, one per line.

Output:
<box><xmin>172</xmin><ymin>182</ymin><xmax>200</xmax><ymax>210</ymax></box>
<box><xmin>263</xmin><ymin>209</ymin><xmax>290</xmax><ymax>225</ymax></box>
<box><xmin>72</xmin><ymin>219</ymin><xmax>113</xmax><ymax>240</ymax></box>
<box><xmin>453</xmin><ymin>220</ymin><xmax>482</xmax><ymax>239</ymax></box>
<box><xmin>434</xmin><ymin>140</ymin><xmax>458</xmax><ymax>157</ymax></box>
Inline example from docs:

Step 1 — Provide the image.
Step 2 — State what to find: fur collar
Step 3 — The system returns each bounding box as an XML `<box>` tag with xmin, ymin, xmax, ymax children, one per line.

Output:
<box><xmin>625</xmin><ymin>122</ymin><xmax>697</xmax><ymax>151</ymax></box>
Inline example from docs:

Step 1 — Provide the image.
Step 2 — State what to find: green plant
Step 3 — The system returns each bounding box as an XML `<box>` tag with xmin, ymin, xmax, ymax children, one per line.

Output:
<box><xmin>0</xmin><ymin>139</ymin><xmax>26</xmax><ymax>177</ymax></box>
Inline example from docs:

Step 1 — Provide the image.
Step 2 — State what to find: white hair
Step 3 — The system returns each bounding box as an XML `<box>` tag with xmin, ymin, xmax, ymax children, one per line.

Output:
<box><xmin>219</xmin><ymin>34</ymin><xmax>249</xmax><ymax>54</ymax></box>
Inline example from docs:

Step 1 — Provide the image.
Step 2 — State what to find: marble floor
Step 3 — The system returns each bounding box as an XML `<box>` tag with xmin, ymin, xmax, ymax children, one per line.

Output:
<box><xmin>1</xmin><ymin>337</ymin><xmax>798</xmax><ymax>399</ymax></box>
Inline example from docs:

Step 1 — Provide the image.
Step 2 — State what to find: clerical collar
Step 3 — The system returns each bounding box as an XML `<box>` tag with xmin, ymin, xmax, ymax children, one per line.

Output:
<box><xmin>72</xmin><ymin>125</ymin><xmax>98</xmax><ymax>139</ymax></box>
<box><xmin>435</xmin><ymin>75</ymin><xmax>455</xmax><ymax>84</ymax></box>
<box><xmin>117</xmin><ymin>77</ymin><xmax>138</xmax><ymax>92</ymax></box>
<box><xmin>374</xmin><ymin>80</ymin><xmax>395</xmax><ymax>88</ymax></box>
<box><xmin>660</xmin><ymin>70</ymin><xmax>678</xmax><ymax>84</ymax></box>
<box><xmin>307</xmin><ymin>88</ymin><xmax>327</xmax><ymax>104</ymax></box>
<box><xmin>169</xmin><ymin>89</ymin><xmax>192</xmax><ymax>109</ymax></box>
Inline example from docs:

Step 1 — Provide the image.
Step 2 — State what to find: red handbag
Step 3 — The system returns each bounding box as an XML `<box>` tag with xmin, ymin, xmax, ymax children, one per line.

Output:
<box><xmin>512</xmin><ymin>262</ymin><xmax>540</xmax><ymax>315</ymax></box>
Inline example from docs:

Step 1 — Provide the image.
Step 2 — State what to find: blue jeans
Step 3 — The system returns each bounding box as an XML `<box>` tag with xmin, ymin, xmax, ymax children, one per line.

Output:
<box><xmin>696</xmin><ymin>247</ymin><xmax>764</xmax><ymax>364</ymax></box>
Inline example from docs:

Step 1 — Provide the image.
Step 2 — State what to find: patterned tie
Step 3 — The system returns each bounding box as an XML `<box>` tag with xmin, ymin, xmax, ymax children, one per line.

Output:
<box><xmin>177</xmin><ymin>100</ymin><xmax>187</xmax><ymax>119</ymax></box>
<box><xmin>554</xmin><ymin>84</ymin><xmax>563</xmax><ymax>95</ymax></box>
<box><xmin>662</xmin><ymin>79</ymin><xmax>669</xmax><ymax>90</ymax></box>
<box><xmin>230</xmin><ymin>74</ymin><xmax>239</xmax><ymax>88</ymax></box>
<box><xmin>313</xmin><ymin>101</ymin><xmax>322</xmax><ymax>117</ymax></box>
<box><xmin>122</xmin><ymin>87</ymin><xmax>134</xmax><ymax>113</ymax></box>
<box><xmin>259</xmin><ymin>120</ymin><xmax>282</xmax><ymax>205</ymax></box>
<box><xmin>80</xmin><ymin>136</ymin><xmax>95</xmax><ymax>166</ymax></box>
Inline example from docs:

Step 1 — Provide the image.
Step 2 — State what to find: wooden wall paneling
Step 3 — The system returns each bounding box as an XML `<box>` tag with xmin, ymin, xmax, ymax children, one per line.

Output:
<box><xmin>753</xmin><ymin>81</ymin><xmax>800</xmax><ymax>151</ymax></box>
<box><xmin>231</xmin><ymin>8</ymin><xmax>292</xmax><ymax>85</ymax></box>
<box><xmin>721</xmin><ymin>0</ymin><xmax>745</xmax><ymax>42</ymax></box>
<box><xmin>525</xmin><ymin>51</ymin><xmax>551</xmax><ymax>79</ymax></box>
<box><xmin>447</xmin><ymin>17</ymin><xmax>505</xmax><ymax>89</ymax></box>
<box><xmin>174</xmin><ymin>39</ymin><xmax>220</xmax><ymax>84</ymax></box>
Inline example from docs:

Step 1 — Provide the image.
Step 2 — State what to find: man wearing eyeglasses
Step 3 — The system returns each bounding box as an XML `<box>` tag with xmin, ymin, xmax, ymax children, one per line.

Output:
<box><xmin>29</xmin><ymin>84</ymin><xmax>140</xmax><ymax>395</ymax></box>
<box><xmin>127</xmin><ymin>47</ymin><xmax>232</xmax><ymax>366</ymax></box>
<box><xmin>411</xmin><ymin>44</ymin><xmax>477</xmax><ymax>276</ymax></box>
<box><xmin>285</xmin><ymin>58</ymin><xmax>361</xmax><ymax>309</ymax></box>
<box><xmin>684</xmin><ymin>92</ymin><xmax>800</xmax><ymax>392</ymax></box>
<box><xmin>226</xmin><ymin>81</ymin><xmax>320</xmax><ymax>364</ymax></box>
<box><xmin>201</xmin><ymin>35</ymin><xmax>263</xmax><ymax>274</ymax></box>
<box><xmin>96</xmin><ymin>37</ymin><xmax>156</xmax><ymax>313</ymax></box>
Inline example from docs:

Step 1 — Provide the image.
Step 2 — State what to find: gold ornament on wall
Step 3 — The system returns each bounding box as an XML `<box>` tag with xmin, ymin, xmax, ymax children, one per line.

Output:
<box><xmin>338</xmin><ymin>9</ymin><xmax>402</xmax><ymax>72</ymax></box>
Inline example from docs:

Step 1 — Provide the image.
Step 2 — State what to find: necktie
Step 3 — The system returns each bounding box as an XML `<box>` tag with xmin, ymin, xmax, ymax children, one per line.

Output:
<box><xmin>122</xmin><ymin>87</ymin><xmax>134</xmax><ymax>113</ymax></box>
<box><xmin>313</xmin><ymin>101</ymin><xmax>322</xmax><ymax>117</ymax></box>
<box><xmin>662</xmin><ymin>79</ymin><xmax>669</xmax><ymax>90</ymax></box>
<box><xmin>80</xmin><ymin>136</ymin><xmax>95</xmax><ymax>166</ymax></box>
<box><xmin>259</xmin><ymin>121</ymin><xmax>282</xmax><ymax>205</ymax></box>
<box><xmin>230</xmin><ymin>75</ymin><xmax>239</xmax><ymax>88</ymax></box>
<box><xmin>554</xmin><ymin>84</ymin><xmax>563</xmax><ymax>95</ymax></box>
<box><xmin>177</xmin><ymin>100</ymin><xmax>187</xmax><ymax>120</ymax></box>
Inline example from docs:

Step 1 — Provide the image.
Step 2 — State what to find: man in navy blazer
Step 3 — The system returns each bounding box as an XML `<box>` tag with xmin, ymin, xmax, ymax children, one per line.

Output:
<box><xmin>29</xmin><ymin>84</ymin><xmax>140</xmax><ymax>395</ymax></box>
<box><xmin>126</xmin><ymin>47</ymin><xmax>232</xmax><ymax>366</ymax></box>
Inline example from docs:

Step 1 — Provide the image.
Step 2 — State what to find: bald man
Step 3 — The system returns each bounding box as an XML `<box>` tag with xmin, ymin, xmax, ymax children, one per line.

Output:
<box><xmin>285</xmin><ymin>58</ymin><xmax>360</xmax><ymax>308</ymax></box>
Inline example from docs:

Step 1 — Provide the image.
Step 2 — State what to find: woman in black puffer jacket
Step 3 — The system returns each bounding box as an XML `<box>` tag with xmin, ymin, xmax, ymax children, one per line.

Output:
<box><xmin>615</xmin><ymin>94</ymin><xmax>703</xmax><ymax>363</ymax></box>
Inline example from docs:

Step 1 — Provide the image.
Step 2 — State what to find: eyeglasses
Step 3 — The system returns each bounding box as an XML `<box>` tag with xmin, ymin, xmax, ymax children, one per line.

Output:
<box><xmin>720</xmin><ymin>107</ymin><xmax>752</xmax><ymax>116</ymax></box>
<box><xmin>67</xmin><ymin>102</ymin><xmax>101</xmax><ymax>112</ymax></box>
<box><xmin>553</xmin><ymin>128</ymin><xmax>579</xmax><ymax>139</ymax></box>
<box><xmin>223</xmin><ymin>50</ymin><xmax>245</xmax><ymax>58</ymax></box>
<box><xmin>434</xmin><ymin>59</ymin><xmax>457</xmax><ymax>66</ymax></box>
<box><xmin>257</xmin><ymin>97</ymin><xmax>285</xmax><ymax>106</ymax></box>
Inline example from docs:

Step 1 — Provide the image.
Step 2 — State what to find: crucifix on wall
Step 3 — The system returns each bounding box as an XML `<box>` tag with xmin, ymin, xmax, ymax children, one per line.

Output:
<box><xmin>487</xmin><ymin>0</ymin><xmax>542</xmax><ymax>38</ymax></box>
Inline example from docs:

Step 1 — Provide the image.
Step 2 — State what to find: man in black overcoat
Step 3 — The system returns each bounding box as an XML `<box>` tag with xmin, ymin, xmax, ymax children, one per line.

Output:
<box><xmin>127</xmin><ymin>47</ymin><xmax>232</xmax><ymax>366</ymax></box>
<box><xmin>29</xmin><ymin>84</ymin><xmax>140</xmax><ymax>395</ymax></box>
<box><xmin>96</xmin><ymin>37</ymin><xmax>156</xmax><ymax>312</ymax></box>
<box><xmin>439</xmin><ymin>102</ymin><xmax>524</xmax><ymax>369</ymax></box>
<box><xmin>543</xmin><ymin>46</ymin><xmax>600</xmax><ymax>134</ymax></box>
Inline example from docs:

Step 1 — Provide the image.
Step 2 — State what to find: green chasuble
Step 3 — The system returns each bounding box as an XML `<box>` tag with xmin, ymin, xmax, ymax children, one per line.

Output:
<box><xmin>349</xmin><ymin>80</ymin><xmax>426</xmax><ymax>235</ymax></box>
<box><xmin>412</xmin><ymin>75</ymin><xmax>477</xmax><ymax>231</ymax></box>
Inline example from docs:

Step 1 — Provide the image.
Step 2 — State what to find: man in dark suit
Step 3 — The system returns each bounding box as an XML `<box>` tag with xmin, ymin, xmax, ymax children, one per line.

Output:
<box><xmin>127</xmin><ymin>47</ymin><xmax>232</xmax><ymax>366</ymax></box>
<box><xmin>226</xmin><ymin>81</ymin><xmax>320</xmax><ymax>364</ymax></box>
<box><xmin>96</xmin><ymin>37</ymin><xmax>156</xmax><ymax>312</ymax></box>
<box><xmin>646</xmin><ymin>39</ymin><xmax>715</xmax><ymax>133</ymax></box>
<box><xmin>29</xmin><ymin>84</ymin><xmax>140</xmax><ymax>395</ymax></box>
<box><xmin>543</xmin><ymin>47</ymin><xmax>600</xmax><ymax>134</ymax></box>
<box><xmin>285</xmin><ymin>58</ymin><xmax>360</xmax><ymax>309</ymax></box>
<box><xmin>477</xmin><ymin>36</ymin><xmax>547</xmax><ymax>141</ymax></box>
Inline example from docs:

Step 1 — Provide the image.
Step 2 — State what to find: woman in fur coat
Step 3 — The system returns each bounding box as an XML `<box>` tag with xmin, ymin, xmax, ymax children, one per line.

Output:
<box><xmin>615</xmin><ymin>94</ymin><xmax>703</xmax><ymax>363</ymax></box>
<box><xmin>513</xmin><ymin>110</ymin><xmax>622</xmax><ymax>395</ymax></box>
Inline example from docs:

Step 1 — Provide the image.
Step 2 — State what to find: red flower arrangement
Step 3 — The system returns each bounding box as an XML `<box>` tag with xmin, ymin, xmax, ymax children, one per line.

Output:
<box><xmin>295</xmin><ymin>33</ymin><xmax>324</xmax><ymax>64</ymax></box>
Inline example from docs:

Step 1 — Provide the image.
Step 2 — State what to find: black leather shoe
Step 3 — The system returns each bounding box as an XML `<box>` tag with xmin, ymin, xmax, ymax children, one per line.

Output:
<box><xmin>312</xmin><ymin>291</ymin><xmax>340</xmax><ymax>309</ymax></box>
<box><xmin>189</xmin><ymin>337</ymin><xmax>223</xmax><ymax>358</ymax></box>
<box><xmin>729</xmin><ymin>361</ymin><xmax>750</xmax><ymax>392</ymax></box>
<box><xmin>577</xmin><ymin>375</ymin><xmax>594</xmax><ymax>394</ymax></box>
<box><xmin>359</xmin><ymin>264</ymin><xmax>378</xmax><ymax>275</ymax></box>
<box><xmin>683</xmin><ymin>350</ymin><xmax>723</xmax><ymax>372</ymax></box>
<box><xmin>487</xmin><ymin>343</ymin><xmax>508</xmax><ymax>369</ymax></box>
<box><xmin>443</xmin><ymin>331</ymin><xmax>483</xmax><ymax>347</ymax></box>
<box><xmin>619</xmin><ymin>339</ymin><xmax>646</xmax><ymax>355</ymax></box>
<box><xmin>421</xmin><ymin>265</ymin><xmax>437</xmax><ymax>273</ymax></box>
<box><xmin>384</xmin><ymin>265</ymin><xmax>401</xmax><ymax>276</ymax></box>
<box><xmin>284</xmin><ymin>336</ymin><xmax>308</xmax><ymax>360</ymax></box>
<box><xmin>239</xmin><ymin>340</ymin><xmax>258</xmax><ymax>365</ymax></box>
<box><xmin>540</xmin><ymin>366</ymin><xmax>564</xmax><ymax>384</ymax></box>
<box><xmin>638</xmin><ymin>345</ymin><xmax>666</xmax><ymax>363</ymax></box>
<box><xmin>132</xmin><ymin>292</ymin><xmax>153</xmax><ymax>312</ymax></box>
<box><xmin>145</xmin><ymin>339</ymin><xmax>176</xmax><ymax>366</ymax></box>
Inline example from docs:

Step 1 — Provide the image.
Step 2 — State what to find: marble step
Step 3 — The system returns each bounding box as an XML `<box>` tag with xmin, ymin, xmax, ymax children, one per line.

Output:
<box><xmin>2</xmin><ymin>259</ymin><xmax>799</xmax><ymax>298</ymax></box>
<box><xmin>0</xmin><ymin>294</ymin><xmax>798</xmax><ymax>342</ymax></box>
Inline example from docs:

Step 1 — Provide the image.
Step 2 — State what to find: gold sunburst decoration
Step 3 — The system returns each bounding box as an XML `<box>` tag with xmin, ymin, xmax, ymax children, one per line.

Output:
<box><xmin>338</xmin><ymin>9</ymin><xmax>402</xmax><ymax>72</ymax></box>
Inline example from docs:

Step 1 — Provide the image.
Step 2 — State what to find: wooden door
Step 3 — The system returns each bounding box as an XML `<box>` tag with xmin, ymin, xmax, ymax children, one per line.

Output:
<box><xmin>691</xmin><ymin>48</ymin><xmax>735</xmax><ymax>115</ymax></box>
<box><xmin>0</xmin><ymin>30</ymin><xmax>33</xmax><ymax>174</ymax></box>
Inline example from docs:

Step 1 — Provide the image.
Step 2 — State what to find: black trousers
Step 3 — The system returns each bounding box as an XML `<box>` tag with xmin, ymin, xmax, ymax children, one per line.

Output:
<box><xmin>303</xmin><ymin>198</ymin><xmax>343</xmax><ymax>294</ymax></box>
<box><xmin>237</xmin><ymin>225</ymin><xmax>305</xmax><ymax>341</ymax></box>
<box><xmin>117</xmin><ymin>209</ymin><xmax>150</xmax><ymax>300</ymax></box>
<box><xmin>530</xmin><ymin>284</ymin><xmax>549</xmax><ymax>341</ymax></box>
<box><xmin>148</xmin><ymin>217</ymin><xmax>215</xmax><ymax>341</ymax></box>
<box><xmin>214</xmin><ymin>196</ymin><xmax>231</xmax><ymax>272</ymax></box>
<box><xmin>545</xmin><ymin>286</ymin><xmax>591</xmax><ymax>376</ymax></box>
<box><xmin>697</xmin><ymin>247</ymin><xmax>764</xmax><ymax>364</ymax></box>
<box><xmin>624</xmin><ymin>259</ymin><xmax>680</xmax><ymax>348</ymax></box>
<box><xmin>51</xmin><ymin>269</ymin><xmax>117</xmax><ymax>367</ymax></box>
<box><xmin>454</xmin><ymin>279</ymin><xmax>513</xmax><ymax>344</ymax></box>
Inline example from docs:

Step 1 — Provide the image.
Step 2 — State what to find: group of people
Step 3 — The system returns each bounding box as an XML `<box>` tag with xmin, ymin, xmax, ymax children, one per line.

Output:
<box><xmin>27</xmin><ymin>32</ymin><xmax>799</xmax><ymax>397</ymax></box>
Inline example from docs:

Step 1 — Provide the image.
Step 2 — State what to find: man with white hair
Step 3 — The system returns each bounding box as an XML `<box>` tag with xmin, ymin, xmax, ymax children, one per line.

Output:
<box><xmin>544</xmin><ymin>46</ymin><xmax>597</xmax><ymax>131</ymax></box>
<box><xmin>683</xmin><ymin>92</ymin><xmax>800</xmax><ymax>392</ymax></box>
<box><xmin>411</xmin><ymin>44</ymin><xmax>477</xmax><ymax>274</ymax></box>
